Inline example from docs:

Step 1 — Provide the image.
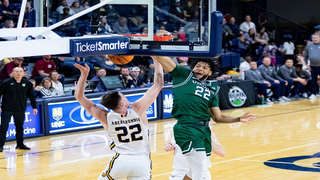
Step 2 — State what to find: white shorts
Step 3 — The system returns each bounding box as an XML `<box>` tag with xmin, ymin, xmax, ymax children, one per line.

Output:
<box><xmin>98</xmin><ymin>153</ymin><xmax>151</xmax><ymax>180</ymax></box>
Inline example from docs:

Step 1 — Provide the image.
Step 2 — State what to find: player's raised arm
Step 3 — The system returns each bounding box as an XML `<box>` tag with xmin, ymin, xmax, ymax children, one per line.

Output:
<box><xmin>132</xmin><ymin>58</ymin><xmax>164</xmax><ymax>117</ymax></box>
<box><xmin>151</xmin><ymin>56</ymin><xmax>176</xmax><ymax>72</ymax></box>
<box><xmin>74</xmin><ymin>64</ymin><xmax>109</xmax><ymax>129</ymax></box>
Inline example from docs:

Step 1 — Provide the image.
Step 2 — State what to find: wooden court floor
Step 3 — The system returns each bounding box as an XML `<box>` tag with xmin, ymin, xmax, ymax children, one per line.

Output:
<box><xmin>1</xmin><ymin>99</ymin><xmax>320</xmax><ymax>180</ymax></box>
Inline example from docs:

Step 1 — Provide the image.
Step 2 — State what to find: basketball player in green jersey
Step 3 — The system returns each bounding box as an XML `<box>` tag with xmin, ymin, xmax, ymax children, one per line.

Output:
<box><xmin>153</xmin><ymin>56</ymin><xmax>257</xmax><ymax>180</ymax></box>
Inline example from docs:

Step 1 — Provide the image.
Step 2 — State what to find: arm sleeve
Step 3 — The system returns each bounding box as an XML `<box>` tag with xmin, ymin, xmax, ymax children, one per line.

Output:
<box><xmin>282</xmin><ymin>42</ymin><xmax>288</xmax><ymax>52</ymax></box>
<box><xmin>264</xmin><ymin>32</ymin><xmax>269</xmax><ymax>41</ymax></box>
<box><xmin>27</xmin><ymin>83</ymin><xmax>37</xmax><ymax>109</ymax></box>
<box><xmin>239</xmin><ymin>22</ymin><xmax>245</xmax><ymax>32</ymax></box>
<box><xmin>209</xmin><ymin>85</ymin><xmax>220</xmax><ymax>107</ymax></box>
<box><xmin>40</xmin><ymin>87</ymin><xmax>52</xmax><ymax>97</ymax></box>
<box><xmin>52</xmin><ymin>62</ymin><xmax>56</xmax><ymax>71</ymax></box>
<box><xmin>169</xmin><ymin>65</ymin><xmax>191</xmax><ymax>79</ymax></box>
<box><xmin>258</xmin><ymin>66</ymin><xmax>274</xmax><ymax>81</ymax></box>
<box><xmin>304</xmin><ymin>46</ymin><xmax>309</xmax><ymax>64</ymax></box>
<box><xmin>291</xmin><ymin>67</ymin><xmax>298</xmax><ymax>78</ymax></box>
<box><xmin>0</xmin><ymin>81</ymin><xmax>6</xmax><ymax>98</ymax></box>
<box><xmin>280</xmin><ymin>67</ymin><xmax>293</xmax><ymax>80</ymax></box>
<box><xmin>273</xmin><ymin>67</ymin><xmax>284</xmax><ymax>81</ymax></box>
<box><xmin>209</xmin><ymin>94</ymin><xmax>219</xmax><ymax>107</ymax></box>
<box><xmin>245</xmin><ymin>71</ymin><xmax>259</xmax><ymax>83</ymax></box>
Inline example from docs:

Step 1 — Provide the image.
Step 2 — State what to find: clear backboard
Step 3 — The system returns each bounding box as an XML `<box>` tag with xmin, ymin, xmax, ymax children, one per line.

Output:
<box><xmin>98</xmin><ymin>0</ymin><xmax>223</xmax><ymax>57</ymax></box>
<box><xmin>0</xmin><ymin>0</ymin><xmax>222</xmax><ymax>59</ymax></box>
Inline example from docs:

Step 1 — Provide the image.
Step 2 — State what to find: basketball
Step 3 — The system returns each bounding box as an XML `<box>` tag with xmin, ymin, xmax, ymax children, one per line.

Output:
<box><xmin>108</xmin><ymin>55</ymin><xmax>134</xmax><ymax>65</ymax></box>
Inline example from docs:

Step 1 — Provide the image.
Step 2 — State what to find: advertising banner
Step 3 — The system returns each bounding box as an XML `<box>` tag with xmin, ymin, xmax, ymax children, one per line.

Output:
<box><xmin>1</xmin><ymin>105</ymin><xmax>42</xmax><ymax>140</ymax></box>
<box><xmin>69</xmin><ymin>36</ymin><xmax>130</xmax><ymax>56</ymax></box>
<box><xmin>163</xmin><ymin>89</ymin><xmax>173</xmax><ymax>118</ymax></box>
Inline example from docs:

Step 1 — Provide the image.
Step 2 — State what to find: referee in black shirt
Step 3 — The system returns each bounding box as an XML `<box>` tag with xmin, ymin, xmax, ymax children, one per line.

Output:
<box><xmin>0</xmin><ymin>67</ymin><xmax>37</xmax><ymax>152</ymax></box>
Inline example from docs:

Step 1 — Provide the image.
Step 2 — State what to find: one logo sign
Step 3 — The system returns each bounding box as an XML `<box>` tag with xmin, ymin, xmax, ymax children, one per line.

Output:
<box><xmin>52</xmin><ymin>107</ymin><xmax>63</xmax><ymax>121</ymax></box>
<box><xmin>69</xmin><ymin>105</ymin><xmax>100</xmax><ymax>124</ymax></box>
<box><xmin>69</xmin><ymin>36</ymin><xmax>130</xmax><ymax>56</ymax></box>
<box><xmin>265</xmin><ymin>152</ymin><xmax>320</xmax><ymax>172</ymax></box>
<box><xmin>228</xmin><ymin>86</ymin><xmax>247</xmax><ymax>107</ymax></box>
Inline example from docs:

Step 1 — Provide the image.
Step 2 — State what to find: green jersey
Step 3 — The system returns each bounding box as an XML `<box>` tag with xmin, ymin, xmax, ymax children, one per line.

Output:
<box><xmin>169</xmin><ymin>65</ymin><xmax>220</xmax><ymax>123</ymax></box>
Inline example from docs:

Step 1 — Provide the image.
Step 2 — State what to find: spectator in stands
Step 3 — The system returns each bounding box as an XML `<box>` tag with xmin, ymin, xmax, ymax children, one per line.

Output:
<box><xmin>90</xmin><ymin>68</ymin><xmax>107</xmax><ymax>92</ymax></box>
<box><xmin>140</xmin><ymin>26</ymin><xmax>148</xmax><ymax>34</ymax></box>
<box><xmin>58</xmin><ymin>7</ymin><xmax>77</xmax><ymax>36</ymax></box>
<box><xmin>1</xmin><ymin>0</ymin><xmax>18</xmax><ymax>22</ymax></box>
<box><xmin>23</xmin><ymin>19</ymin><xmax>28</xmax><ymax>27</ymax></box>
<box><xmin>240</xmin><ymin>28</ymin><xmax>267</xmax><ymax>56</ymax></box>
<box><xmin>70</xmin><ymin>1</ymin><xmax>81</xmax><ymax>14</ymax></box>
<box><xmin>245</xmin><ymin>61</ymin><xmax>279</xmax><ymax>103</ymax></box>
<box><xmin>0</xmin><ymin>57</ymin><xmax>26</xmax><ymax>81</ymax></box>
<box><xmin>304</xmin><ymin>33</ymin><xmax>320</xmax><ymax>99</ymax></box>
<box><xmin>119</xmin><ymin>66</ymin><xmax>133</xmax><ymax>88</ymax></box>
<box><xmin>80</xmin><ymin>1</ymin><xmax>90</xmax><ymax>10</ymax></box>
<box><xmin>263</xmin><ymin>39</ymin><xmax>278</xmax><ymax>66</ymax></box>
<box><xmin>307</xmin><ymin>25</ymin><xmax>320</xmax><ymax>45</ymax></box>
<box><xmin>169</xmin><ymin>0</ymin><xmax>183</xmax><ymax>30</ymax></box>
<box><xmin>112</xmin><ymin>16</ymin><xmax>129</xmax><ymax>34</ymax></box>
<box><xmin>239</xmin><ymin>15</ymin><xmax>256</xmax><ymax>33</ymax></box>
<box><xmin>1</xmin><ymin>20</ymin><xmax>16</xmax><ymax>41</ymax></box>
<box><xmin>98</xmin><ymin>16</ymin><xmax>114</xmax><ymax>34</ymax></box>
<box><xmin>131</xmin><ymin>56</ymin><xmax>154</xmax><ymax>83</ymax></box>
<box><xmin>190</xmin><ymin>10</ymin><xmax>199</xmax><ymax>22</ymax></box>
<box><xmin>238</xmin><ymin>28</ymin><xmax>256</xmax><ymax>54</ymax></box>
<box><xmin>2</xmin><ymin>57</ymin><xmax>13</xmax><ymax>65</ymax></box>
<box><xmin>138</xmin><ymin>65</ymin><xmax>147</xmax><ymax>82</ymax></box>
<box><xmin>159</xmin><ymin>25</ymin><xmax>166</xmax><ymax>31</ymax></box>
<box><xmin>183</xmin><ymin>1</ymin><xmax>195</xmax><ymax>21</ymax></box>
<box><xmin>227</xmin><ymin>17</ymin><xmax>242</xmax><ymax>37</ymax></box>
<box><xmin>58</xmin><ymin>56</ymin><xmax>94</xmax><ymax>77</ymax></box>
<box><xmin>103</xmin><ymin>4</ymin><xmax>119</xmax><ymax>19</ymax></box>
<box><xmin>66</xmin><ymin>0</ymin><xmax>75</xmax><ymax>7</ymax></box>
<box><xmin>23</xmin><ymin>1</ymin><xmax>32</xmax><ymax>23</ymax></box>
<box><xmin>78</xmin><ymin>1</ymin><xmax>91</xmax><ymax>22</ymax></box>
<box><xmin>130</xmin><ymin>67</ymin><xmax>144</xmax><ymax>88</ymax></box>
<box><xmin>29</xmin><ymin>79</ymin><xmax>43</xmax><ymax>98</ymax></box>
<box><xmin>295</xmin><ymin>64</ymin><xmax>311</xmax><ymax>98</ymax></box>
<box><xmin>296</xmin><ymin>54</ymin><xmax>308</xmax><ymax>70</ymax></box>
<box><xmin>222</xmin><ymin>18</ymin><xmax>233</xmax><ymax>49</ymax></box>
<box><xmin>239</xmin><ymin>54</ymin><xmax>252</xmax><ymax>72</ymax></box>
<box><xmin>56</xmin><ymin>0</ymin><xmax>75</xmax><ymax>15</ymax></box>
<box><xmin>39</xmin><ymin>78</ymin><xmax>61</xmax><ymax>97</ymax></box>
<box><xmin>258</xmin><ymin>57</ymin><xmax>291</xmax><ymax>102</ymax></box>
<box><xmin>49</xmin><ymin>71</ymin><xmax>64</xmax><ymax>95</ymax></box>
<box><xmin>277</xmin><ymin>59</ymin><xmax>307</xmax><ymax>98</ymax></box>
<box><xmin>177</xmin><ymin>27</ymin><xmax>186</xmax><ymax>41</ymax></box>
<box><xmin>281</xmin><ymin>34</ymin><xmax>295</xmax><ymax>61</ymax></box>
<box><xmin>255</xmin><ymin>26</ymin><xmax>269</xmax><ymax>45</ymax></box>
<box><xmin>257</xmin><ymin>51</ymin><xmax>268</xmax><ymax>66</ymax></box>
<box><xmin>32</xmin><ymin>55</ymin><xmax>65</xmax><ymax>85</ymax></box>
<box><xmin>88</xmin><ymin>55</ymin><xmax>120</xmax><ymax>72</ymax></box>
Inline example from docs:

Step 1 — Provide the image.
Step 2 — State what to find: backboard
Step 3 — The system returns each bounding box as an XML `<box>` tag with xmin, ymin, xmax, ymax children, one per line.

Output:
<box><xmin>0</xmin><ymin>0</ymin><xmax>222</xmax><ymax>59</ymax></box>
<box><xmin>99</xmin><ymin>0</ymin><xmax>222</xmax><ymax>57</ymax></box>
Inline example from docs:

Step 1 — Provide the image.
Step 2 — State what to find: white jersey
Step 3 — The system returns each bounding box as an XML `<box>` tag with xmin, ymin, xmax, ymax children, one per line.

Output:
<box><xmin>107</xmin><ymin>108</ymin><xmax>150</xmax><ymax>155</ymax></box>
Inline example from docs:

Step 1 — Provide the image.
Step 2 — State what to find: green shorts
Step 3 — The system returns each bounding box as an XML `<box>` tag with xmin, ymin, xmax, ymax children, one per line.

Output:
<box><xmin>173</xmin><ymin>123</ymin><xmax>212</xmax><ymax>156</ymax></box>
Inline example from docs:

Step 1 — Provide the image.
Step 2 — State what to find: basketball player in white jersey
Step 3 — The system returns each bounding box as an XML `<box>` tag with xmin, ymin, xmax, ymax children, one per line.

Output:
<box><xmin>165</xmin><ymin>127</ymin><xmax>226</xmax><ymax>180</ymax></box>
<box><xmin>74</xmin><ymin>58</ymin><xmax>163</xmax><ymax>180</ymax></box>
